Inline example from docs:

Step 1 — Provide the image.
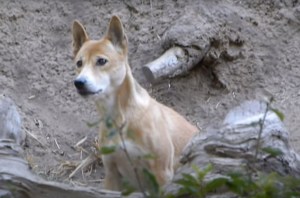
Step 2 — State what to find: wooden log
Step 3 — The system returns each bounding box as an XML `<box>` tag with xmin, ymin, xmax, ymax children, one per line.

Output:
<box><xmin>142</xmin><ymin>45</ymin><xmax>210</xmax><ymax>83</ymax></box>
<box><xmin>142</xmin><ymin>8</ymin><xmax>215</xmax><ymax>83</ymax></box>
<box><xmin>0</xmin><ymin>95</ymin><xmax>25</xmax><ymax>145</ymax></box>
<box><xmin>142</xmin><ymin>47</ymin><xmax>187</xmax><ymax>83</ymax></box>
<box><xmin>164</xmin><ymin>100</ymin><xmax>300</xmax><ymax>196</ymax></box>
<box><xmin>142</xmin><ymin>45</ymin><xmax>209</xmax><ymax>83</ymax></box>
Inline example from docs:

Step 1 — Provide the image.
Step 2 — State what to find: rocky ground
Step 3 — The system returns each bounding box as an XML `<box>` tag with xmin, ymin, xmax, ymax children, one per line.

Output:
<box><xmin>1</xmin><ymin>0</ymin><xmax>300</xmax><ymax>187</ymax></box>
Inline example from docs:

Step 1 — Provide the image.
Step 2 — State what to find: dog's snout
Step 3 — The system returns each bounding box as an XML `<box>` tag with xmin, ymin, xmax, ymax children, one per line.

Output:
<box><xmin>74</xmin><ymin>78</ymin><xmax>86</xmax><ymax>89</ymax></box>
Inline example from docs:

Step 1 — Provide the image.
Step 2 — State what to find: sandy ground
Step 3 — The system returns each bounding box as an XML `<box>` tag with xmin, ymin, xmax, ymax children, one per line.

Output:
<box><xmin>1</xmin><ymin>0</ymin><xmax>300</xmax><ymax>186</ymax></box>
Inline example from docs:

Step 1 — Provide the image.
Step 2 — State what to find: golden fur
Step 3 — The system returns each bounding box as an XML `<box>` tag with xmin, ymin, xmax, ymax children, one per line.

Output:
<box><xmin>72</xmin><ymin>16</ymin><xmax>198</xmax><ymax>191</ymax></box>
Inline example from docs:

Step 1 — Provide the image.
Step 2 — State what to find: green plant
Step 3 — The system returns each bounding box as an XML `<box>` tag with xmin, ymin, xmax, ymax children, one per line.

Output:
<box><xmin>165</xmin><ymin>163</ymin><xmax>300</xmax><ymax>198</ymax></box>
<box><xmin>169</xmin><ymin>164</ymin><xmax>228</xmax><ymax>198</ymax></box>
<box><xmin>226</xmin><ymin>171</ymin><xmax>300</xmax><ymax>198</ymax></box>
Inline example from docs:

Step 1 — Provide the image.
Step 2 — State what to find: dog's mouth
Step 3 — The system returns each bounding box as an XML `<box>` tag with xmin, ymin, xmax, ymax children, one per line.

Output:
<box><xmin>76</xmin><ymin>88</ymin><xmax>103</xmax><ymax>96</ymax></box>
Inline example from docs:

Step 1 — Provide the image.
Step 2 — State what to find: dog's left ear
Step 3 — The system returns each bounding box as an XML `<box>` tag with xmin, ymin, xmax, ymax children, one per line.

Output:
<box><xmin>106</xmin><ymin>16</ymin><xmax>128</xmax><ymax>52</ymax></box>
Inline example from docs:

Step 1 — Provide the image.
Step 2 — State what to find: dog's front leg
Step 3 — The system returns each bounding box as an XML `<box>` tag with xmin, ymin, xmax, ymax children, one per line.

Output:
<box><xmin>149</xmin><ymin>139</ymin><xmax>175</xmax><ymax>186</ymax></box>
<box><xmin>102</xmin><ymin>157</ymin><xmax>122</xmax><ymax>191</ymax></box>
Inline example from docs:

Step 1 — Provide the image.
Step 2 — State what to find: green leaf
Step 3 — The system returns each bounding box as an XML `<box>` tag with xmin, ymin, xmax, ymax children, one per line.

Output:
<box><xmin>262</xmin><ymin>147</ymin><xmax>283</xmax><ymax>157</ymax></box>
<box><xmin>227</xmin><ymin>172</ymin><xmax>244</xmax><ymax>179</ymax></box>
<box><xmin>182</xmin><ymin>173</ymin><xmax>199</xmax><ymax>184</ymax></box>
<box><xmin>100</xmin><ymin>145</ymin><xmax>116</xmax><ymax>155</ymax></box>
<box><xmin>143</xmin><ymin>168</ymin><xmax>160</xmax><ymax>196</ymax></box>
<box><xmin>203</xmin><ymin>164</ymin><xmax>213</xmax><ymax>175</ymax></box>
<box><xmin>105</xmin><ymin>117</ymin><xmax>114</xmax><ymax>128</ymax></box>
<box><xmin>271</xmin><ymin>108</ymin><xmax>285</xmax><ymax>121</ymax></box>
<box><xmin>85</xmin><ymin>120</ymin><xmax>100</xmax><ymax>128</ymax></box>
<box><xmin>226</xmin><ymin>172</ymin><xmax>250</xmax><ymax>195</ymax></box>
<box><xmin>107</xmin><ymin>129</ymin><xmax>118</xmax><ymax>139</ymax></box>
<box><xmin>121</xmin><ymin>180</ymin><xmax>136</xmax><ymax>196</ymax></box>
<box><xmin>205</xmin><ymin>177</ymin><xmax>229</xmax><ymax>192</ymax></box>
<box><xmin>121</xmin><ymin>187</ymin><xmax>136</xmax><ymax>196</ymax></box>
<box><xmin>142</xmin><ymin>153</ymin><xmax>156</xmax><ymax>160</ymax></box>
<box><xmin>191</xmin><ymin>164</ymin><xmax>200</xmax><ymax>174</ymax></box>
<box><xmin>177</xmin><ymin>185</ymin><xmax>199</xmax><ymax>196</ymax></box>
<box><xmin>192</xmin><ymin>164</ymin><xmax>213</xmax><ymax>181</ymax></box>
<box><xmin>127</xmin><ymin>130</ymin><xmax>135</xmax><ymax>140</ymax></box>
<box><xmin>175</xmin><ymin>177</ymin><xmax>199</xmax><ymax>196</ymax></box>
<box><xmin>175</xmin><ymin>179</ymin><xmax>196</xmax><ymax>188</ymax></box>
<box><xmin>175</xmin><ymin>173</ymin><xmax>198</xmax><ymax>187</ymax></box>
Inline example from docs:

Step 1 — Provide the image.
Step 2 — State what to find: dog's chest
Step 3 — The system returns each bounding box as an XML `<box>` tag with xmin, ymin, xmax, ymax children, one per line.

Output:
<box><xmin>102</xmin><ymin>138</ymin><xmax>151</xmax><ymax>170</ymax></box>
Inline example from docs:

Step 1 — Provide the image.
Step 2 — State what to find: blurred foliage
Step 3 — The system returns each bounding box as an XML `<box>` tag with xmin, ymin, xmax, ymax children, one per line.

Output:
<box><xmin>165</xmin><ymin>163</ymin><xmax>300</xmax><ymax>198</ymax></box>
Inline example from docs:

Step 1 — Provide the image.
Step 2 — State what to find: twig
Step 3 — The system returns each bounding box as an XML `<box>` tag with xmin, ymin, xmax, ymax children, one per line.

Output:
<box><xmin>25</xmin><ymin>129</ymin><xmax>45</xmax><ymax>148</ymax></box>
<box><xmin>150</xmin><ymin>0</ymin><xmax>153</xmax><ymax>30</ymax></box>
<box><xmin>254</xmin><ymin>102</ymin><xmax>270</xmax><ymax>160</ymax></box>
<box><xmin>244</xmin><ymin>101</ymin><xmax>272</xmax><ymax>182</ymax></box>
<box><xmin>123</xmin><ymin>0</ymin><xmax>139</xmax><ymax>14</ymax></box>
<box><xmin>54</xmin><ymin>138</ymin><xmax>60</xmax><ymax>150</ymax></box>
<box><xmin>75</xmin><ymin>136</ymin><xmax>88</xmax><ymax>148</ymax></box>
<box><xmin>69</xmin><ymin>155</ymin><xmax>97</xmax><ymax>179</ymax></box>
<box><xmin>87</xmin><ymin>179</ymin><xmax>103</xmax><ymax>183</ymax></box>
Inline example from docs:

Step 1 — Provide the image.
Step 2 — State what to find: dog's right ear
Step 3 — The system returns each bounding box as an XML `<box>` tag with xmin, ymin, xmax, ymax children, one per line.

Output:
<box><xmin>72</xmin><ymin>20</ymin><xmax>89</xmax><ymax>57</ymax></box>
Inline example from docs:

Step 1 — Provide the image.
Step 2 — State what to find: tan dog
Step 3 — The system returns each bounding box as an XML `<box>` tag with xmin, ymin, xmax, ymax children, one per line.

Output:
<box><xmin>72</xmin><ymin>16</ymin><xmax>197</xmax><ymax>191</ymax></box>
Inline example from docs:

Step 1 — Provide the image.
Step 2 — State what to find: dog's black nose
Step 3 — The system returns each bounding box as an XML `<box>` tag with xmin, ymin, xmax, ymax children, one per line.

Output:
<box><xmin>74</xmin><ymin>78</ymin><xmax>86</xmax><ymax>89</ymax></box>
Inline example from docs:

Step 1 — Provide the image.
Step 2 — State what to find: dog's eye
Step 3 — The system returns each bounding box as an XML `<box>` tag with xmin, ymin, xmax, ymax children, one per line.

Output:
<box><xmin>76</xmin><ymin>60</ymin><xmax>83</xmax><ymax>68</ymax></box>
<box><xmin>96</xmin><ymin>58</ymin><xmax>108</xmax><ymax>66</ymax></box>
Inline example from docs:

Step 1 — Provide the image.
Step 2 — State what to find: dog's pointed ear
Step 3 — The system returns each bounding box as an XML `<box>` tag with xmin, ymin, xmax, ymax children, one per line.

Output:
<box><xmin>106</xmin><ymin>16</ymin><xmax>128</xmax><ymax>52</ymax></box>
<box><xmin>72</xmin><ymin>20</ymin><xmax>89</xmax><ymax>56</ymax></box>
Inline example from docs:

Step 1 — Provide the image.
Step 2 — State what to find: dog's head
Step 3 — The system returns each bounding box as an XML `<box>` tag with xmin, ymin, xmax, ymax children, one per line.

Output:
<box><xmin>72</xmin><ymin>16</ymin><xmax>128</xmax><ymax>97</ymax></box>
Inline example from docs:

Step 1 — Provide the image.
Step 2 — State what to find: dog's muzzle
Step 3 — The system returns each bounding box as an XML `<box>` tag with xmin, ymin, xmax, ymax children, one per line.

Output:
<box><xmin>74</xmin><ymin>78</ymin><xmax>102</xmax><ymax>96</ymax></box>
<box><xmin>74</xmin><ymin>78</ymin><xmax>90</xmax><ymax>95</ymax></box>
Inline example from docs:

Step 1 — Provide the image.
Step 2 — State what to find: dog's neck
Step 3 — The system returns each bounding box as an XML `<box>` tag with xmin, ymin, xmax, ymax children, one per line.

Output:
<box><xmin>96</xmin><ymin>63</ymin><xmax>149</xmax><ymax>126</ymax></box>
